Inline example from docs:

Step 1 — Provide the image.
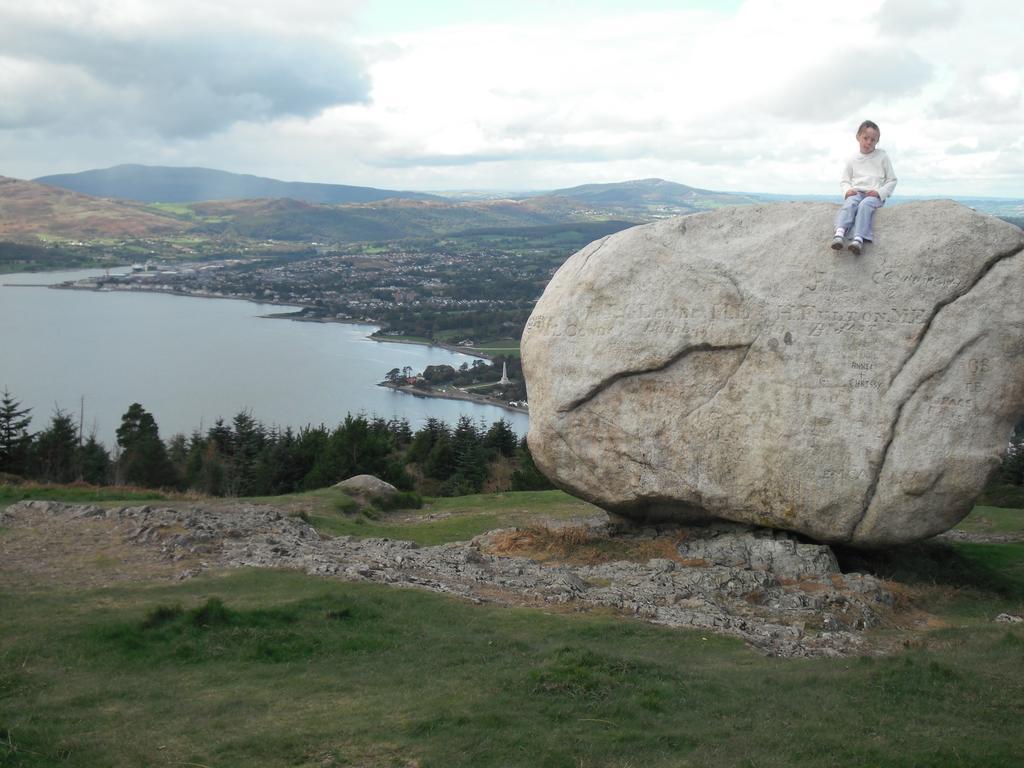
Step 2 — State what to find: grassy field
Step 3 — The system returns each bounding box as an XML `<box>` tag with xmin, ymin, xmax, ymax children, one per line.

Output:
<box><xmin>243</xmin><ymin>488</ymin><xmax>603</xmax><ymax>546</ymax></box>
<box><xmin>371</xmin><ymin>333</ymin><xmax>435</xmax><ymax>345</ymax></box>
<box><xmin>467</xmin><ymin>338</ymin><xmax>522</xmax><ymax>358</ymax></box>
<box><xmin>147</xmin><ymin>202</ymin><xmax>198</xmax><ymax>219</ymax></box>
<box><xmin>955</xmin><ymin>504</ymin><xmax>1024</xmax><ymax>534</ymax></box>
<box><xmin>2</xmin><ymin>489</ymin><xmax>1024</xmax><ymax>767</ymax></box>
<box><xmin>978</xmin><ymin>483</ymin><xmax>1024</xmax><ymax>510</ymax></box>
<box><xmin>0</xmin><ymin>483</ymin><xmax>174</xmax><ymax>507</ymax></box>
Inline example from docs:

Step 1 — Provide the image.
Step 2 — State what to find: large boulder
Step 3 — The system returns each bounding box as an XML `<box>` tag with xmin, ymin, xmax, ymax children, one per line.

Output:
<box><xmin>334</xmin><ymin>474</ymin><xmax>398</xmax><ymax>499</ymax></box>
<box><xmin>522</xmin><ymin>201</ymin><xmax>1024</xmax><ymax>547</ymax></box>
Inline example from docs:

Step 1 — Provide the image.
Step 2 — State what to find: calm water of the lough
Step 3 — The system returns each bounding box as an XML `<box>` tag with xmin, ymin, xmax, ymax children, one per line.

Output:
<box><xmin>1</xmin><ymin>269</ymin><xmax>529</xmax><ymax>447</ymax></box>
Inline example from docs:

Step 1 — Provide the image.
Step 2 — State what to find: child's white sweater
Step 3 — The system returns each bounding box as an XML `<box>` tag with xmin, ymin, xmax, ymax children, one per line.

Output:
<box><xmin>840</xmin><ymin>149</ymin><xmax>897</xmax><ymax>200</ymax></box>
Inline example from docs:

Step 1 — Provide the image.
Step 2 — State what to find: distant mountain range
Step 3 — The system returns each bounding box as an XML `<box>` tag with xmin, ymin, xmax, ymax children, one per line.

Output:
<box><xmin>34</xmin><ymin>164</ymin><xmax>445</xmax><ymax>205</ymax></box>
<box><xmin>31</xmin><ymin>164</ymin><xmax>760</xmax><ymax>214</ymax></box>
<box><xmin>0</xmin><ymin>175</ymin><xmax>595</xmax><ymax>245</ymax></box>
<box><xmin>3</xmin><ymin>168</ymin><xmax>765</xmax><ymax>245</ymax></box>
<box><xmin>543</xmin><ymin>178</ymin><xmax>761</xmax><ymax>213</ymax></box>
<box><xmin>4</xmin><ymin>165</ymin><xmax>1020</xmax><ymax>249</ymax></box>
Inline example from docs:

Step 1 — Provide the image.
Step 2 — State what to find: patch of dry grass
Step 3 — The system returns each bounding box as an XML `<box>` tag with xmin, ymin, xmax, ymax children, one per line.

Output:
<box><xmin>483</xmin><ymin>524</ymin><xmax>688</xmax><ymax>566</ymax></box>
<box><xmin>0</xmin><ymin>514</ymin><xmax>203</xmax><ymax>590</ymax></box>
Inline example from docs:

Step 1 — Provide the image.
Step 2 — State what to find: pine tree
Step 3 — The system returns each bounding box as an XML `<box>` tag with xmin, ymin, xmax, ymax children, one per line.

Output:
<box><xmin>302</xmin><ymin>414</ymin><xmax>394</xmax><ymax>490</ymax></box>
<box><xmin>224</xmin><ymin>409</ymin><xmax>265</xmax><ymax>496</ymax></box>
<box><xmin>0</xmin><ymin>389</ymin><xmax>33</xmax><ymax>476</ymax></box>
<box><xmin>207</xmin><ymin>418</ymin><xmax>233</xmax><ymax>454</ymax></box>
<box><xmin>483</xmin><ymin>419</ymin><xmax>518</xmax><ymax>458</ymax></box>
<box><xmin>116</xmin><ymin>403</ymin><xmax>178</xmax><ymax>488</ymax></box>
<box><xmin>388</xmin><ymin>417</ymin><xmax>414</xmax><ymax>447</ymax></box>
<box><xmin>407</xmin><ymin>417</ymin><xmax>449</xmax><ymax>464</ymax></box>
<box><xmin>32</xmin><ymin>409</ymin><xmax>79</xmax><ymax>483</ymax></box>
<box><xmin>183</xmin><ymin>431</ymin><xmax>208</xmax><ymax>490</ymax></box>
<box><xmin>449</xmin><ymin>416</ymin><xmax>488</xmax><ymax>492</ymax></box>
<box><xmin>166</xmin><ymin>434</ymin><xmax>189</xmax><ymax>479</ymax></box>
<box><xmin>79</xmin><ymin>434</ymin><xmax>111</xmax><ymax>485</ymax></box>
<box><xmin>251</xmin><ymin>427</ymin><xmax>301</xmax><ymax>496</ymax></box>
<box><xmin>511</xmin><ymin>437</ymin><xmax>555</xmax><ymax>491</ymax></box>
<box><xmin>198</xmin><ymin>442</ymin><xmax>226</xmax><ymax>495</ymax></box>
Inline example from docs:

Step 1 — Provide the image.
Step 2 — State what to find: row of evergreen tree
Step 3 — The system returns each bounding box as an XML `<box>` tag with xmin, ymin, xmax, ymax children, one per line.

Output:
<box><xmin>0</xmin><ymin>389</ymin><xmax>553</xmax><ymax>496</ymax></box>
<box><xmin>9</xmin><ymin>386</ymin><xmax>1020</xmax><ymax>498</ymax></box>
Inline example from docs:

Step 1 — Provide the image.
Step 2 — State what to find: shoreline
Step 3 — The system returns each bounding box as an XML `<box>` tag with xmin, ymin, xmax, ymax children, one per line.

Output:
<box><xmin>378</xmin><ymin>381</ymin><xmax>528</xmax><ymax>415</ymax></box>
<box><xmin>369</xmin><ymin>334</ymin><xmax>495</xmax><ymax>360</ymax></box>
<box><xmin>46</xmin><ymin>280</ymin><xmax>502</xmax><ymax>366</ymax></box>
<box><xmin>49</xmin><ymin>281</ymin><xmax>308</xmax><ymax>312</ymax></box>
<box><xmin>260</xmin><ymin>309</ymin><xmax>494</xmax><ymax>360</ymax></box>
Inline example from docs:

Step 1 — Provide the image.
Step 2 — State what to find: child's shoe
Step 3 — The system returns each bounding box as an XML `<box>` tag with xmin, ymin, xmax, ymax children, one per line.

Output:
<box><xmin>830</xmin><ymin>235</ymin><xmax>844</xmax><ymax>250</ymax></box>
<box><xmin>848</xmin><ymin>238</ymin><xmax>863</xmax><ymax>255</ymax></box>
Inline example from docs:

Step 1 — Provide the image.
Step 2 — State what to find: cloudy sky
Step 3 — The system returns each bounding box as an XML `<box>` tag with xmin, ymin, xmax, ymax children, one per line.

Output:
<box><xmin>1</xmin><ymin>0</ymin><xmax>1021</xmax><ymax>197</ymax></box>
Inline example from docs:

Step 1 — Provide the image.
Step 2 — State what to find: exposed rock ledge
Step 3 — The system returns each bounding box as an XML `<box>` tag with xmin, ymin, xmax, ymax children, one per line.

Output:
<box><xmin>3</xmin><ymin>500</ymin><xmax>908</xmax><ymax>658</ymax></box>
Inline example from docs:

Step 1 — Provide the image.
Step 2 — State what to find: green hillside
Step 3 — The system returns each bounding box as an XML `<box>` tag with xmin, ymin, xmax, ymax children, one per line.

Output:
<box><xmin>34</xmin><ymin>164</ymin><xmax>444</xmax><ymax>205</ymax></box>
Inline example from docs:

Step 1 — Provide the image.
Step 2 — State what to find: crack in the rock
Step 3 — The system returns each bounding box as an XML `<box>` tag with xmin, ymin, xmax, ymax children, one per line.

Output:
<box><xmin>558</xmin><ymin>341</ymin><xmax>753</xmax><ymax>413</ymax></box>
<box><xmin>886</xmin><ymin>243</ymin><xmax>1024</xmax><ymax>391</ymax></box>
<box><xmin>569</xmin><ymin>236</ymin><xmax>610</xmax><ymax>278</ymax></box>
<box><xmin>852</xmin><ymin>333</ymin><xmax>986</xmax><ymax>540</ymax></box>
<box><xmin>678</xmin><ymin>334</ymin><xmax>760</xmax><ymax>422</ymax></box>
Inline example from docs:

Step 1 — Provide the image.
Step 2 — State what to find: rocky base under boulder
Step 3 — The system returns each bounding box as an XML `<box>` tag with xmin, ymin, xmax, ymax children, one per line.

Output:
<box><xmin>3</xmin><ymin>500</ymin><xmax>909</xmax><ymax>658</ymax></box>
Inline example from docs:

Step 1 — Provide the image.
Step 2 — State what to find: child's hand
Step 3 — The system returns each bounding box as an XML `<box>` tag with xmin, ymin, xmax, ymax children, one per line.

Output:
<box><xmin>845</xmin><ymin>190</ymin><xmax>859</xmax><ymax>198</ymax></box>
<box><xmin>865</xmin><ymin>190</ymin><xmax>880</xmax><ymax>198</ymax></box>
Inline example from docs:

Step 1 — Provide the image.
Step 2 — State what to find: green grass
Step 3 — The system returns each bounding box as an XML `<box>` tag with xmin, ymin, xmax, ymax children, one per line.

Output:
<box><xmin>422</xmin><ymin>490</ymin><xmax>586</xmax><ymax>514</ymax></box>
<box><xmin>3</xmin><ymin>491</ymin><xmax>1024</xmax><ymax>765</ymax></box>
<box><xmin>956</xmin><ymin>505</ymin><xmax>1024</xmax><ymax>534</ymax></box>
<box><xmin>370</xmin><ymin>332</ymin><xmax>435</xmax><ymax>345</ymax></box>
<box><xmin>146</xmin><ymin>202</ymin><xmax>197</xmax><ymax>219</ymax></box>
<box><xmin>2</xmin><ymin>568</ymin><xmax>1024</xmax><ymax>767</ymax></box>
<box><xmin>0</xmin><ymin>484</ymin><xmax>171</xmax><ymax>510</ymax></box>
<box><xmin>955</xmin><ymin>542</ymin><xmax>1024</xmax><ymax>595</ymax></box>
<box><xmin>243</xmin><ymin>488</ymin><xmax>600</xmax><ymax>546</ymax></box>
<box><xmin>310</xmin><ymin>509</ymin><xmax>508</xmax><ymax>545</ymax></box>
<box><xmin>835</xmin><ymin>534</ymin><xmax>1024</xmax><ymax>623</ymax></box>
<box><xmin>468</xmin><ymin>338</ymin><xmax>522</xmax><ymax>358</ymax></box>
<box><xmin>300</xmin><ymin>489</ymin><xmax>600</xmax><ymax>546</ymax></box>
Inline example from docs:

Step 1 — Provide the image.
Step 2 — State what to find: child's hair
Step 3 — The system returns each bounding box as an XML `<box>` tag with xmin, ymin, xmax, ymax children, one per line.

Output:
<box><xmin>857</xmin><ymin>119</ymin><xmax>880</xmax><ymax>136</ymax></box>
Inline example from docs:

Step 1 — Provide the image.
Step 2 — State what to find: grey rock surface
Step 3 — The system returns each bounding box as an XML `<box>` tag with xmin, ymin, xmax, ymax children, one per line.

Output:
<box><xmin>675</xmin><ymin>523</ymin><xmax>839</xmax><ymax>580</ymax></box>
<box><xmin>521</xmin><ymin>201</ymin><xmax>1024</xmax><ymax>546</ymax></box>
<box><xmin>334</xmin><ymin>474</ymin><xmax>398</xmax><ymax>498</ymax></box>
<box><xmin>4</xmin><ymin>501</ymin><xmax>897</xmax><ymax>657</ymax></box>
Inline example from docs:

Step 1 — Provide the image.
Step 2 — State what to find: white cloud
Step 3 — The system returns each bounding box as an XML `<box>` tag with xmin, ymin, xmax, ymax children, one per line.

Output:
<box><xmin>929</xmin><ymin>69</ymin><xmax>1023</xmax><ymax>123</ymax></box>
<box><xmin>764</xmin><ymin>47</ymin><xmax>933</xmax><ymax>121</ymax></box>
<box><xmin>0</xmin><ymin>57</ymin><xmax>99</xmax><ymax>129</ymax></box>
<box><xmin>874</xmin><ymin>0</ymin><xmax>961</xmax><ymax>36</ymax></box>
<box><xmin>0</xmin><ymin>1</ymin><xmax>369</xmax><ymax>138</ymax></box>
<box><xmin>0</xmin><ymin>0</ymin><xmax>1022</xmax><ymax>197</ymax></box>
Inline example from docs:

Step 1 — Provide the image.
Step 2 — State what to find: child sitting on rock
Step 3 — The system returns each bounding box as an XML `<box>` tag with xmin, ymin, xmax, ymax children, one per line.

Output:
<box><xmin>830</xmin><ymin>119</ymin><xmax>897</xmax><ymax>255</ymax></box>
